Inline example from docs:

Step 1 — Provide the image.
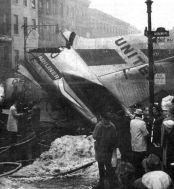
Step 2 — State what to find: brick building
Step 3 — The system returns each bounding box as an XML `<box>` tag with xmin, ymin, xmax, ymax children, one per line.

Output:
<box><xmin>38</xmin><ymin>0</ymin><xmax>140</xmax><ymax>47</ymax></box>
<box><xmin>38</xmin><ymin>0</ymin><xmax>90</xmax><ymax>48</ymax></box>
<box><xmin>0</xmin><ymin>0</ymin><xmax>12</xmax><ymax>76</ymax></box>
<box><xmin>0</xmin><ymin>0</ymin><xmax>38</xmax><ymax>76</ymax></box>
<box><xmin>87</xmin><ymin>8</ymin><xmax>139</xmax><ymax>38</ymax></box>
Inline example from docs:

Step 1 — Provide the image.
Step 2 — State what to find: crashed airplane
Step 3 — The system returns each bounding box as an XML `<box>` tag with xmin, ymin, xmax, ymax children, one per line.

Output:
<box><xmin>17</xmin><ymin>31</ymin><xmax>174</xmax><ymax>123</ymax></box>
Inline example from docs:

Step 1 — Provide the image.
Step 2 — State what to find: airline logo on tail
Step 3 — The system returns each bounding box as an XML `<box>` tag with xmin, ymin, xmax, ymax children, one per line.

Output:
<box><xmin>34</xmin><ymin>54</ymin><xmax>62</xmax><ymax>80</ymax></box>
<box><xmin>115</xmin><ymin>37</ymin><xmax>147</xmax><ymax>66</ymax></box>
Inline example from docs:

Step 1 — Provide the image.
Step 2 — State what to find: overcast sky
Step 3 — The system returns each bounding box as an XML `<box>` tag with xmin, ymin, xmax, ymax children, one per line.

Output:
<box><xmin>90</xmin><ymin>0</ymin><xmax>174</xmax><ymax>32</ymax></box>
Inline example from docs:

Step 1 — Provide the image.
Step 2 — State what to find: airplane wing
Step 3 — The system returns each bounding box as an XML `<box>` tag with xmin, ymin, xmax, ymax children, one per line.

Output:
<box><xmin>25</xmin><ymin>51</ymin><xmax>97</xmax><ymax>124</ymax></box>
<box><xmin>48</xmin><ymin>47</ymin><xmax>102</xmax><ymax>85</ymax></box>
<box><xmin>98</xmin><ymin>61</ymin><xmax>174</xmax><ymax>107</ymax></box>
<box><xmin>58</xmin><ymin>77</ymin><xmax>97</xmax><ymax>123</ymax></box>
<box><xmin>17</xmin><ymin>64</ymin><xmax>41</xmax><ymax>88</ymax></box>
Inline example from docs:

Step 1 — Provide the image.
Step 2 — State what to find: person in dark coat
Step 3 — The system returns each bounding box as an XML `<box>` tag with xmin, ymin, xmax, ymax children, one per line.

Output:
<box><xmin>106</xmin><ymin>109</ymin><xmax>131</xmax><ymax>162</ymax></box>
<box><xmin>115</xmin><ymin>161</ymin><xmax>136</xmax><ymax>189</ymax></box>
<box><xmin>161</xmin><ymin>106</ymin><xmax>174</xmax><ymax>178</ymax></box>
<box><xmin>30</xmin><ymin>101</ymin><xmax>40</xmax><ymax>136</ymax></box>
<box><xmin>152</xmin><ymin>105</ymin><xmax>163</xmax><ymax>147</ymax></box>
<box><xmin>92</xmin><ymin>114</ymin><xmax>117</xmax><ymax>189</ymax></box>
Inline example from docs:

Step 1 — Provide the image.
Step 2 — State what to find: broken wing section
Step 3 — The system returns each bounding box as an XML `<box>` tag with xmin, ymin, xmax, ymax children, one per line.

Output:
<box><xmin>18</xmin><ymin>64</ymin><xmax>41</xmax><ymax>88</ymax></box>
<box><xmin>47</xmin><ymin>47</ymin><xmax>102</xmax><ymax>85</ymax></box>
<box><xmin>98</xmin><ymin>61</ymin><xmax>174</xmax><ymax>107</ymax></box>
<box><xmin>25</xmin><ymin>51</ymin><xmax>97</xmax><ymax>123</ymax></box>
<box><xmin>58</xmin><ymin>77</ymin><xmax>97</xmax><ymax>124</ymax></box>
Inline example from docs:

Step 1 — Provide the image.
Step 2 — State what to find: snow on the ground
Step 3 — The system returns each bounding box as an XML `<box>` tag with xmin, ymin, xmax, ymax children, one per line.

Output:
<box><xmin>12</xmin><ymin>135</ymin><xmax>98</xmax><ymax>181</ymax></box>
<box><xmin>0</xmin><ymin>177</ymin><xmax>37</xmax><ymax>189</ymax></box>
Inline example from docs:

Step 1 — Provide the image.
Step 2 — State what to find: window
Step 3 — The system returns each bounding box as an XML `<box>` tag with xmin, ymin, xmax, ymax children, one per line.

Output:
<box><xmin>54</xmin><ymin>0</ymin><xmax>57</xmax><ymax>15</ymax></box>
<box><xmin>23</xmin><ymin>0</ymin><xmax>27</xmax><ymax>6</ymax></box>
<box><xmin>4</xmin><ymin>46</ymin><xmax>8</xmax><ymax>61</ymax></box>
<box><xmin>46</xmin><ymin>0</ymin><xmax>50</xmax><ymax>14</ymax></box>
<box><xmin>32</xmin><ymin>19</ymin><xmax>36</xmax><ymax>29</ymax></box>
<box><xmin>3</xmin><ymin>14</ymin><xmax>7</xmax><ymax>23</ymax></box>
<box><xmin>14</xmin><ymin>50</ymin><xmax>19</xmax><ymax>67</ymax></box>
<box><xmin>14</xmin><ymin>15</ymin><xmax>18</xmax><ymax>34</ymax></box>
<box><xmin>38</xmin><ymin>0</ymin><xmax>43</xmax><ymax>13</ymax></box>
<box><xmin>23</xmin><ymin>17</ymin><xmax>28</xmax><ymax>36</ymax></box>
<box><xmin>39</xmin><ymin>0</ymin><xmax>43</xmax><ymax>8</ymax></box>
<box><xmin>60</xmin><ymin>3</ymin><xmax>63</xmax><ymax>17</ymax></box>
<box><xmin>31</xmin><ymin>0</ymin><xmax>36</xmax><ymax>9</ymax></box>
<box><xmin>38</xmin><ymin>22</ymin><xmax>43</xmax><ymax>40</ymax></box>
<box><xmin>67</xmin><ymin>7</ymin><xmax>69</xmax><ymax>16</ymax></box>
<box><xmin>0</xmin><ymin>14</ymin><xmax>7</xmax><ymax>34</ymax></box>
<box><xmin>0</xmin><ymin>47</ymin><xmax>4</xmax><ymax>66</ymax></box>
<box><xmin>23</xmin><ymin>17</ymin><xmax>28</xmax><ymax>26</ymax></box>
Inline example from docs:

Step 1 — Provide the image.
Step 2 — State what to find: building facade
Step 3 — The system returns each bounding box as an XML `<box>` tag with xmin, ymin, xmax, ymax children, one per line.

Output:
<box><xmin>38</xmin><ymin>0</ymin><xmax>140</xmax><ymax>48</ymax></box>
<box><xmin>0</xmin><ymin>0</ymin><xmax>12</xmax><ymax>76</ymax></box>
<box><xmin>0</xmin><ymin>0</ymin><xmax>139</xmax><ymax>73</ymax></box>
<box><xmin>0</xmin><ymin>0</ymin><xmax>38</xmax><ymax>76</ymax></box>
<box><xmin>87</xmin><ymin>8</ymin><xmax>140</xmax><ymax>38</ymax></box>
<box><xmin>38</xmin><ymin>0</ymin><xmax>90</xmax><ymax>48</ymax></box>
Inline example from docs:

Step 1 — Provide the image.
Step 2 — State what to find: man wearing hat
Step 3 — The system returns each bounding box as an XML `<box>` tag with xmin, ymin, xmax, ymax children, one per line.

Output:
<box><xmin>130</xmin><ymin>109</ymin><xmax>149</xmax><ymax>177</ymax></box>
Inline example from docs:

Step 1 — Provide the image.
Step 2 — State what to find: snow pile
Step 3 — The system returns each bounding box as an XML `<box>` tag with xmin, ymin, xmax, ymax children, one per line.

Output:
<box><xmin>0</xmin><ymin>178</ymin><xmax>36</xmax><ymax>189</ymax></box>
<box><xmin>161</xmin><ymin>95</ymin><xmax>174</xmax><ymax>111</ymax></box>
<box><xmin>13</xmin><ymin>135</ymin><xmax>96</xmax><ymax>178</ymax></box>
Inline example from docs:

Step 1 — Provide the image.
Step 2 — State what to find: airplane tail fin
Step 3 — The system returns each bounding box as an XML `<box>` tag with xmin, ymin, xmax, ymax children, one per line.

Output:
<box><xmin>62</xmin><ymin>30</ymin><xmax>148</xmax><ymax>70</ymax></box>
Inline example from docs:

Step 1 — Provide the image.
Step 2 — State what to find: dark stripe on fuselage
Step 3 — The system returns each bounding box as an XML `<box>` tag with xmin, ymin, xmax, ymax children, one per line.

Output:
<box><xmin>76</xmin><ymin>49</ymin><xmax>174</xmax><ymax>66</ymax></box>
<box><xmin>76</xmin><ymin>49</ymin><xmax>126</xmax><ymax>66</ymax></box>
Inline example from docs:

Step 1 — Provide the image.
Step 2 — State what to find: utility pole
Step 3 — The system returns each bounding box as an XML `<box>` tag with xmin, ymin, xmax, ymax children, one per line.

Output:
<box><xmin>144</xmin><ymin>1</ymin><xmax>169</xmax><ymax>144</ymax></box>
<box><xmin>145</xmin><ymin>0</ymin><xmax>154</xmax><ymax>120</ymax></box>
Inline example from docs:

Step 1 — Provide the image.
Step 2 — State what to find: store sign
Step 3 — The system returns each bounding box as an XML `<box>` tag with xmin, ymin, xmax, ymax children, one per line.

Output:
<box><xmin>144</xmin><ymin>27</ymin><xmax>169</xmax><ymax>38</ymax></box>
<box><xmin>153</xmin><ymin>27</ymin><xmax>169</xmax><ymax>37</ymax></box>
<box><xmin>157</xmin><ymin>37</ymin><xmax>174</xmax><ymax>43</ymax></box>
<box><xmin>154</xmin><ymin>73</ymin><xmax>166</xmax><ymax>85</ymax></box>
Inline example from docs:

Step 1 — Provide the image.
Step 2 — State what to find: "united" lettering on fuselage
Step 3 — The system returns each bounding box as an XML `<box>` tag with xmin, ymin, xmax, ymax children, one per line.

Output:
<box><xmin>115</xmin><ymin>37</ymin><xmax>146</xmax><ymax>65</ymax></box>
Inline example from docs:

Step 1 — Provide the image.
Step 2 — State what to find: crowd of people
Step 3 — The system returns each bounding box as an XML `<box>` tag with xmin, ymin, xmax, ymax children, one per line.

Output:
<box><xmin>92</xmin><ymin>100</ymin><xmax>174</xmax><ymax>189</ymax></box>
<box><xmin>2</xmin><ymin>95</ymin><xmax>174</xmax><ymax>189</ymax></box>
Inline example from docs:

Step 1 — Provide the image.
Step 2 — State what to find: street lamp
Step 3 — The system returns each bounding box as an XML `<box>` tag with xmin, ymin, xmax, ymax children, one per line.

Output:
<box><xmin>145</xmin><ymin>0</ymin><xmax>154</xmax><ymax>121</ymax></box>
<box><xmin>22</xmin><ymin>24</ymin><xmax>59</xmax><ymax>59</ymax></box>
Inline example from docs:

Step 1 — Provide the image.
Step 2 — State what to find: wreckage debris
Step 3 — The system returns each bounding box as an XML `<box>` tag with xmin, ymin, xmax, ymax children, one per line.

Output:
<box><xmin>12</xmin><ymin>135</ymin><xmax>98</xmax><ymax>180</ymax></box>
